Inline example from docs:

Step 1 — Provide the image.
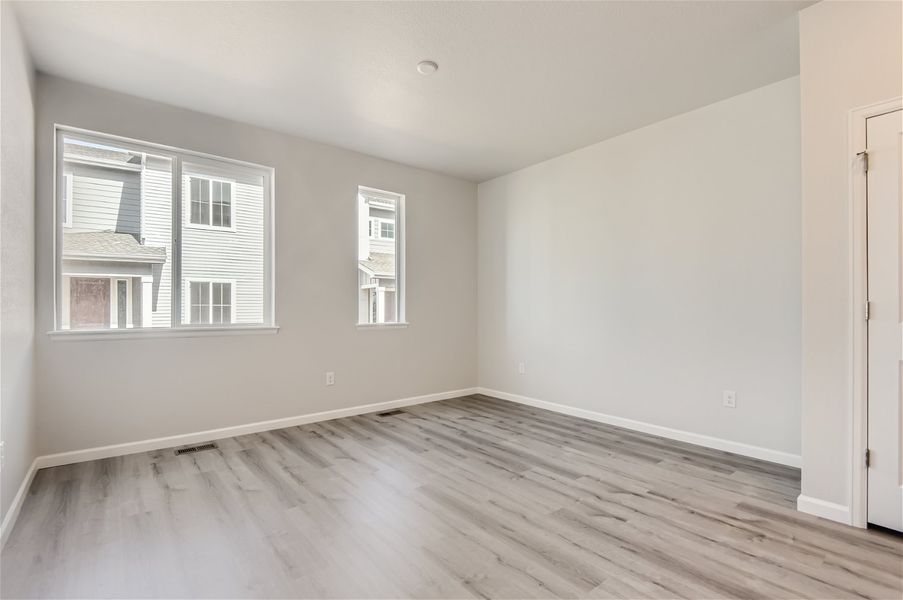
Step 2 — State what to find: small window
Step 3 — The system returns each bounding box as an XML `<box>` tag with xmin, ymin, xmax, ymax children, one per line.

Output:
<box><xmin>189</xmin><ymin>176</ymin><xmax>233</xmax><ymax>229</ymax></box>
<box><xmin>189</xmin><ymin>280</ymin><xmax>234</xmax><ymax>325</ymax></box>
<box><xmin>358</xmin><ymin>187</ymin><xmax>404</xmax><ymax>325</ymax></box>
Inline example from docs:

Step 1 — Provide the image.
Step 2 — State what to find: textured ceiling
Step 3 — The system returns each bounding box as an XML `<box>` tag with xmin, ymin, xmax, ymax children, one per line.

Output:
<box><xmin>14</xmin><ymin>1</ymin><xmax>811</xmax><ymax>181</ymax></box>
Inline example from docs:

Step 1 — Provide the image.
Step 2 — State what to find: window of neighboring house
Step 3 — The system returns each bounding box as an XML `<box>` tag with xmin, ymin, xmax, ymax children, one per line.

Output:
<box><xmin>189</xmin><ymin>176</ymin><xmax>233</xmax><ymax>229</ymax></box>
<box><xmin>357</xmin><ymin>186</ymin><xmax>405</xmax><ymax>326</ymax></box>
<box><xmin>369</xmin><ymin>218</ymin><xmax>395</xmax><ymax>240</ymax></box>
<box><xmin>188</xmin><ymin>280</ymin><xmax>234</xmax><ymax>324</ymax></box>
<box><xmin>61</xmin><ymin>173</ymin><xmax>73</xmax><ymax>227</ymax></box>
<box><xmin>53</xmin><ymin>127</ymin><xmax>274</xmax><ymax>335</ymax></box>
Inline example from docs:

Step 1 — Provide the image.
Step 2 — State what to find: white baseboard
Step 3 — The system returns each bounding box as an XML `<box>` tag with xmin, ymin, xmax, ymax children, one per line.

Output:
<box><xmin>1</xmin><ymin>458</ymin><xmax>39</xmax><ymax>548</ymax></box>
<box><xmin>477</xmin><ymin>387</ymin><xmax>802</xmax><ymax>468</ymax></box>
<box><xmin>797</xmin><ymin>494</ymin><xmax>852</xmax><ymax>525</ymax></box>
<box><xmin>35</xmin><ymin>387</ymin><xmax>478</xmax><ymax>470</ymax></box>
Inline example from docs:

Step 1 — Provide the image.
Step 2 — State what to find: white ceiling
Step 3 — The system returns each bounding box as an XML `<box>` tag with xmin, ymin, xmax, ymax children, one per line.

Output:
<box><xmin>13</xmin><ymin>1</ymin><xmax>811</xmax><ymax>182</ymax></box>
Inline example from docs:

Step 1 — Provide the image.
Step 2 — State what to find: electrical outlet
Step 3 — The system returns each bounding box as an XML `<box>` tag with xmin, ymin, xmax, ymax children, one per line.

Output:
<box><xmin>0</xmin><ymin>441</ymin><xmax>5</xmax><ymax>472</ymax></box>
<box><xmin>326</xmin><ymin>371</ymin><xmax>335</xmax><ymax>386</ymax></box>
<box><xmin>722</xmin><ymin>390</ymin><xmax>737</xmax><ymax>408</ymax></box>
<box><xmin>518</xmin><ymin>362</ymin><xmax>526</xmax><ymax>375</ymax></box>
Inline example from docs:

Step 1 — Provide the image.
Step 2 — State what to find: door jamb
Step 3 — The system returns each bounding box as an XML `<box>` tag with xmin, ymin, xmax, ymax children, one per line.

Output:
<box><xmin>849</xmin><ymin>97</ymin><xmax>902</xmax><ymax>529</ymax></box>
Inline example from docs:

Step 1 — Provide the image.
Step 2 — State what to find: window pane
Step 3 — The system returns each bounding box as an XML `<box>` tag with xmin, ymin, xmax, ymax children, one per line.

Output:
<box><xmin>212</xmin><ymin>181</ymin><xmax>232</xmax><ymax>228</ymax></box>
<box><xmin>182</xmin><ymin>165</ymin><xmax>265</xmax><ymax>325</ymax></box>
<box><xmin>358</xmin><ymin>188</ymin><xmax>401</xmax><ymax>324</ymax></box>
<box><xmin>116</xmin><ymin>280</ymin><xmax>128</xmax><ymax>328</ymax></box>
<box><xmin>60</xmin><ymin>135</ymin><xmax>172</xmax><ymax>329</ymax></box>
<box><xmin>190</xmin><ymin>281</ymin><xmax>210</xmax><ymax>324</ymax></box>
<box><xmin>190</xmin><ymin>177</ymin><xmax>210</xmax><ymax>225</ymax></box>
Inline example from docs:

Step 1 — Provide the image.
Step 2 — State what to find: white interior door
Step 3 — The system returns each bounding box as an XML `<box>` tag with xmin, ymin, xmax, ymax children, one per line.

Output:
<box><xmin>867</xmin><ymin>107</ymin><xmax>903</xmax><ymax>532</ymax></box>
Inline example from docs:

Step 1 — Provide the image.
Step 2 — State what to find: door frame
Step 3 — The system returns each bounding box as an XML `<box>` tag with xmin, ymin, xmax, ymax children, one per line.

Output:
<box><xmin>849</xmin><ymin>97</ymin><xmax>902</xmax><ymax>529</ymax></box>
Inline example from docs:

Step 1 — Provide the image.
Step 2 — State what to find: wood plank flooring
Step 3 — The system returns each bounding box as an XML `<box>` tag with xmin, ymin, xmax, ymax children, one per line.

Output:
<box><xmin>2</xmin><ymin>394</ymin><xmax>901</xmax><ymax>599</ymax></box>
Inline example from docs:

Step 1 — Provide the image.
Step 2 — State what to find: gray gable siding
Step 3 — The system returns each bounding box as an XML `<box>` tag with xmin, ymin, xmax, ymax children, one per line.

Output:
<box><xmin>67</xmin><ymin>163</ymin><xmax>140</xmax><ymax>234</ymax></box>
<box><xmin>179</xmin><ymin>169</ymin><xmax>265</xmax><ymax>324</ymax></box>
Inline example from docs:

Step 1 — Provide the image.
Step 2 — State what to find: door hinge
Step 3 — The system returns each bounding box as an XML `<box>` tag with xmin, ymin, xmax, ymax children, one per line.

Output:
<box><xmin>857</xmin><ymin>150</ymin><xmax>869</xmax><ymax>173</ymax></box>
<box><xmin>865</xmin><ymin>301</ymin><xmax>871</xmax><ymax>321</ymax></box>
<box><xmin>865</xmin><ymin>448</ymin><xmax>871</xmax><ymax>468</ymax></box>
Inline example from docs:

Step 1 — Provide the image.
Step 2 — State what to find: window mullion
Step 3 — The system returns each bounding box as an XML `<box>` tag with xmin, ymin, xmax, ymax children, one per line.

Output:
<box><xmin>172</xmin><ymin>155</ymin><xmax>183</xmax><ymax>327</ymax></box>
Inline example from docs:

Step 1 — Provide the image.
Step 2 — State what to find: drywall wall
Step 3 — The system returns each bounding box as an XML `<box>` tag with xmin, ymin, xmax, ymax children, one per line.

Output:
<box><xmin>1</xmin><ymin>3</ymin><xmax>37</xmax><ymax>525</ymax></box>
<box><xmin>798</xmin><ymin>0</ymin><xmax>903</xmax><ymax>519</ymax></box>
<box><xmin>34</xmin><ymin>75</ymin><xmax>477</xmax><ymax>456</ymax></box>
<box><xmin>478</xmin><ymin>77</ymin><xmax>801</xmax><ymax>459</ymax></box>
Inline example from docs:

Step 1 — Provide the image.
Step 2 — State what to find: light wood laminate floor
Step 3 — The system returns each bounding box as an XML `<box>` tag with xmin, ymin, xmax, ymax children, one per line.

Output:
<box><xmin>2</xmin><ymin>395</ymin><xmax>901</xmax><ymax>599</ymax></box>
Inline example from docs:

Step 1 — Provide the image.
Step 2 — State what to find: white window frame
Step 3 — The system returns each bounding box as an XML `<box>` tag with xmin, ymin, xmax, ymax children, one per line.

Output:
<box><xmin>61</xmin><ymin>172</ymin><xmax>73</xmax><ymax>228</ymax></box>
<box><xmin>185</xmin><ymin>174</ymin><xmax>237</xmax><ymax>232</ymax></box>
<box><xmin>50</xmin><ymin>125</ymin><xmax>277</xmax><ymax>339</ymax></box>
<box><xmin>185</xmin><ymin>278</ymin><xmax>237</xmax><ymax>325</ymax></box>
<box><xmin>357</xmin><ymin>186</ymin><xmax>406</xmax><ymax>328</ymax></box>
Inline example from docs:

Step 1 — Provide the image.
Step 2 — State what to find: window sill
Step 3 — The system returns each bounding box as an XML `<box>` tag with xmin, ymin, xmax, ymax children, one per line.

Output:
<box><xmin>356</xmin><ymin>322</ymin><xmax>409</xmax><ymax>330</ymax></box>
<box><xmin>48</xmin><ymin>325</ymin><xmax>279</xmax><ymax>341</ymax></box>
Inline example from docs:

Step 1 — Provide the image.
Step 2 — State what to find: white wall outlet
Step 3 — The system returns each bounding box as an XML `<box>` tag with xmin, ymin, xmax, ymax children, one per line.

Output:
<box><xmin>326</xmin><ymin>371</ymin><xmax>335</xmax><ymax>386</ymax></box>
<box><xmin>722</xmin><ymin>390</ymin><xmax>737</xmax><ymax>408</ymax></box>
<box><xmin>0</xmin><ymin>440</ymin><xmax>5</xmax><ymax>472</ymax></box>
<box><xmin>518</xmin><ymin>362</ymin><xmax>526</xmax><ymax>375</ymax></box>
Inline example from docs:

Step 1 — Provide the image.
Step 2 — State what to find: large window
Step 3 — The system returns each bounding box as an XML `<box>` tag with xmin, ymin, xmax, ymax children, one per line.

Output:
<box><xmin>54</xmin><ymin>127</ymin><xmax>274</xmax><ymax>334</ymax></box>
<box><xmin>357</xmin><ymin>186</ymin><xmax>405</xmax><ymax>325</ymax></box>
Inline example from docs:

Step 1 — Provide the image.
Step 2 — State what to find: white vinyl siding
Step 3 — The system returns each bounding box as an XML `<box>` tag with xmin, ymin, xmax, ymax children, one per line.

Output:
<box><xmin>68</xmin><ymin>164</ymin><xmax>140</xmax><ymax>234</ymax></box>
<box><xmin>180</xmin><ymin>166</ymin><xmax>264</xmax><ymax>324</ymax></box>
<box><xmin>142</xmin><ymin>155</ymin><xmax>173</xmax><ymax>327</ymax></box>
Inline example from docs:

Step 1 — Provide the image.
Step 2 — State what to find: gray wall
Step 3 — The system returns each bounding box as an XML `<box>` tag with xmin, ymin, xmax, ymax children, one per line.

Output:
<box><xmin>478</xmin><ymin>77</ymin><xmax>802</xmax><ymax>458</ymax></box>
<box><xmin>1</xmin><ymin>4</ymin><xmax>36</xmax><ymax>524</ymax></box>
<box><xmin>34</xmin><ymin>75</ymin><xmax>477</xmax><ymax>456</ymax></box>
<box><xmin>799</xmin><ymin>0</ymin><xmax>903</xmax><ymax>513</ymax></box>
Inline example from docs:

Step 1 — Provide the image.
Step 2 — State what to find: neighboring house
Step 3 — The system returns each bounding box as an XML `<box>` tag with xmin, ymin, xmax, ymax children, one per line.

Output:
<box><xmin>358</xmin><ymin>191</ymin><xmax>397</xmax><ymax>323</ymax></box>
<box><xmin>60</xmin><ymin>138</ymin><xmax>264</xmax><ymax>329</ymax></box>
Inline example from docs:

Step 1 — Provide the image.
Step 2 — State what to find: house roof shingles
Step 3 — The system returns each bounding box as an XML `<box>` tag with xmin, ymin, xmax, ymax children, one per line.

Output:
<box><xmin>359</xmin><ymin>252</ymin><xmax>395</xmax><ymax>278</ymax></box>
<box><xmin>63</xmin><ymin>231</ymin><xmax>166</xmax><ymax>263</ymax></box>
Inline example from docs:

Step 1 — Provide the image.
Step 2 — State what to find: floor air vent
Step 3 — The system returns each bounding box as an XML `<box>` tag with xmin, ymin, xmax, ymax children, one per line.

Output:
<box><xmin>376</xmin><ymin>409</ymin><xmax>406</xmax><ymax>417</ymax></box>
<box><xmin>174</xmin><ymin>442</ymin><xmax>218</xmax><ymax>456</ymax></box>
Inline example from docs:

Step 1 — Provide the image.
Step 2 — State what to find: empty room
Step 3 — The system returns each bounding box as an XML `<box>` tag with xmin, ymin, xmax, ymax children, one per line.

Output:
<box><xmin>1</xmin><ymin>1</ymin><xmax>902</xmax><ymax>598</ymax></box>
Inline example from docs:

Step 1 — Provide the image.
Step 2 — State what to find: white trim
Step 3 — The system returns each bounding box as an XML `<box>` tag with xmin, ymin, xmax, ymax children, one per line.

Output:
<box><xmin>356</xmin><ymin>322</ymin><xmax>409</xmax><ymax>329</ymax></box>
<box><xmin>33</xmin><ymin>388</ymin><xmax>478</xmax><ymax>469</ymax></box>
<box><xmin>55</xmin><ymin>124</ymin><xmax>273</xmax><ymax>172</ymax></box>
<box><xmin>1</xmin><ymin>458</ymin><xmax>39</xmax><ymax>548</ymax></box>
<box><xmin>48</xmin><ymin>325</ymin><xmax>278</xmax><ymax>341</ymax></box>
<box><xmin>797</xmin><ymin>494</ymin><xmax>852</xmax><ymax>525</ymax></box>
<box><xmin>477</xmin><ymin>387</ymin><xmax>801</xmax><ymax>467</ymax></box>
<box><xmin>848</xmin><ymin>97</ymin><xmax>903</xmax><ymax>529</ymax></box>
